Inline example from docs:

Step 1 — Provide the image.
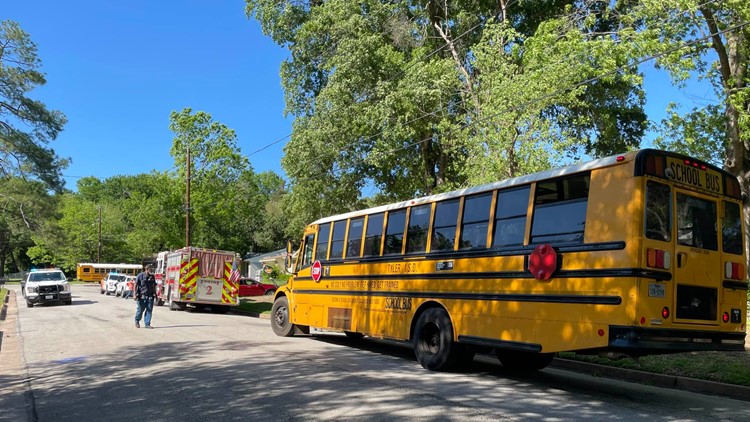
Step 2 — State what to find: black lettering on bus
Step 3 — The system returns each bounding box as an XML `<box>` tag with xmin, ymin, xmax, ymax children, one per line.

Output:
<box><xmin>705</xmin><ymin>173</ymin><xmax>720</xmax><ymax>192</ymax></box>
<box><xmin>384</xmin><ymin>297</ymin><xmax>412</xmax><ymax>310</ymax></box>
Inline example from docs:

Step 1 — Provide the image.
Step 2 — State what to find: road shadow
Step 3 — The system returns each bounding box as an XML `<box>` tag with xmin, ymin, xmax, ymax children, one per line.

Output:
<box><xmin>17</xmin><ymin>337</ymin><xmax>748</xmax><ymax>421</ymax></box>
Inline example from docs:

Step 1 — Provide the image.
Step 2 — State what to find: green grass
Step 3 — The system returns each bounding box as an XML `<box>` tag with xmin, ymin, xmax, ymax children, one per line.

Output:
<box><xmin>0</xmin><ymin>287</ymin><xmax>8</xmax><ymax>306</ymax></box>
<box><xmin>559</xmin><ymin>350</ymin><xmax>750</xmax><ymax>387</ymax></box>
<box><xmin>236</xmin><ymin>300</ymin><xmax>273</xmax><ymax>314</ymax></box>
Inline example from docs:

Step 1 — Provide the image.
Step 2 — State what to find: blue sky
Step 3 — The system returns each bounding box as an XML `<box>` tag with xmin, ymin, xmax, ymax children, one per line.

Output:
<box><xmin>5</xmin><ymin>1</ymin><xmax>718</xmax><ymax>191</ymax></box>
<box><xmin>5</xmin><ymin>0</ymin><xmax>292</xmax><ymax>189</ymax></box>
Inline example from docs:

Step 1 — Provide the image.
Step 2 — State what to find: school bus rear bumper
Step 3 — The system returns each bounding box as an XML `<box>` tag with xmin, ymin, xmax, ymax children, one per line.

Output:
<box><xmin>608</xmin><ymin>326</ymin><xmax>746</xmax><ymax>353</ymax></box>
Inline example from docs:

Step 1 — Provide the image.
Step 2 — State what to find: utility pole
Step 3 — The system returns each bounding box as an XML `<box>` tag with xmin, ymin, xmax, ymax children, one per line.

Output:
<box><xmin>186</xmin><ymin>145</ymin><xmax>191</xmax><ymax>248</ymax></box>
<box><xmin>97</xmin><ymin>206</ymin><xmax>102</xmax><ymax>263</ymax></box>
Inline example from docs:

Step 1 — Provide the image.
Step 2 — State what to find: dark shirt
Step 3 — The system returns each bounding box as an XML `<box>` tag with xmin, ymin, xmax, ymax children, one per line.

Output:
<box><xmin>135</xmin><ymin>271</ymin><xmax>156</xmax><ymax>298</ymax></box>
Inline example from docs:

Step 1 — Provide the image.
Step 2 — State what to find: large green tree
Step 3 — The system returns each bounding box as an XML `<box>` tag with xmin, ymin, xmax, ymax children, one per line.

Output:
<box><xmin>246</xmin><ymin>0</ymin><xmax>647</xmax><ymax>232</ymax></box>
<box><xmin>0</xmin><ymin>20</ymin><xmax>67</xmax><ymax>273</ymax></box>
<box><xmin>169</xmin><ymin>108</ymin><xmax>271</xmax><ymax>254</ymax></box>
<box><xmin>638</xmin><ymin>0</ymin><xmax>750</xmax><ymax>256</ymax></box>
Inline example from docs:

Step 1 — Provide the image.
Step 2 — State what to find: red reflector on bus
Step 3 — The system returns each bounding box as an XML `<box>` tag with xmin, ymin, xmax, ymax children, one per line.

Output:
<box><xmin>598</xmin><ymin>329</ymin><xmax>605</xmax><ymax>336</ymax></box>
<box><xmin>725</xmin><ymin>262</ymin><xmax>745</xmax><ymax>280</ymax></box>
<box><xmin>647</xmin><ymin>249</ymin><xmax>670</xmax><ymax>270</ymax></box>
<box><xmin>722</xmin><ymin>312</ymin><xmax>730</xmax><ymax>323</ymax></box>
<box><xmin>616</xmin><ymin>156</ymin><xmax>625</xmax><ymax>162</ymax></box>
<box><xmin>662</xmin><ymin>307</ymin><xmax>670</xmax><ymax>319</ymax></box>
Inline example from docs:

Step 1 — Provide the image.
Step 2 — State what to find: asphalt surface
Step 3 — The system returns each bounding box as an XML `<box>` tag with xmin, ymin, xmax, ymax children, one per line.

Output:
<box><xmin>1</xmin><ymin>284</ymin><xmax>749</xmax><ymax>422</ymax></box>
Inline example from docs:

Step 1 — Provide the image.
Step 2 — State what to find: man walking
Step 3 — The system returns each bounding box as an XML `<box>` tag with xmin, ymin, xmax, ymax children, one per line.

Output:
<box><xmin>134</xmin><ymin>265</ymin><xmax>157</xmax><ymax>329</ymax></box>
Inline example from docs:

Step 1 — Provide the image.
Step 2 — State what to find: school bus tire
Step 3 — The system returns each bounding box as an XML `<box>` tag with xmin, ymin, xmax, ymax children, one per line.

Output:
<box><xmin>413</xmin><ymin>307</ymin><xmax>460</xmax><ymax>371</ymax></box>
<box><xmin>495</xmin><ymin>349</ymin><xmax>554</xmax><ymax>372</ymax></box>
<box><xmin>271</xmin><ymin>296</ymin><xmax>296</xmax><ymax>337</ymax></box>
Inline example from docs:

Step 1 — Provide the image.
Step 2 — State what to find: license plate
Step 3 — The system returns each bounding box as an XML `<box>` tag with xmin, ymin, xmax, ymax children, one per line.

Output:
<box><xmin>648</xmin><ymin>283</ymin><xmax>665</xmax><ymax>298</ymax></box>
<box><xmin>45</xmin><ymin>295</ymin><xmax>54</xmax><ymax>299</ymax></box>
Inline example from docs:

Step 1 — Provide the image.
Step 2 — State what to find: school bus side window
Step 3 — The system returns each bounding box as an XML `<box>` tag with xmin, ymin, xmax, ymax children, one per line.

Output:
<box><xmin>363</xmin><ymin>213</ymin><xmax>384</xmax><ymax>257</ymax></box>
<box><xmin>384</xmin><ymin>210</ymin><xmax>407</xmax><ymax>255</ymax></box>
<box><xmin>406</xmin><ymin>204</ymin><xmax>432</xmax><ymax>254</ymax></box>
<box><xmin>302</xmin><ymin>234</ymin><xmax>315</xmax><ymax>268</ymax></box>
<box><xmin>330</xmin><ymin>220</ymin><xmax>347</xmax><ymax>259</ymax></box>
<box><xmin>346</xmin><ymin>217</ymin><xmax>365</xmax><ymax>258</ymax></box>
<box><xmin>316</xmin><ymin>223</ymin><xmax>331</xmax><ymax>261</ymax></box>
<box><xmin>645</xmin><ymin>181</ymin><xmax>671</xmax><ymax>242</ymax></box>
<box><xmin>531</xmin><ymin>174</ymin><xmax>589</xmax><ymax>244</ymax></box>
<box><xmin>431</xmin><ymin>199</ymin><xmax>459</xmax><ymax>252</ymax></box>
<box><xmin>493</xmin><ymin>186</ymin><xmax>530</xmax><ymax>247</ymax></box>
<box><xmin>461</xmin><ymin>192</ymin><xmax>492</xmax><ymax>249</ymax></box>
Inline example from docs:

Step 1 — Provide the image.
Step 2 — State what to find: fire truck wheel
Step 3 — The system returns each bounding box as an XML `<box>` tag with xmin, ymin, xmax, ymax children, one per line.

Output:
<box><xmin>168</xmin><ymin>292</ymin><xmax>182</xmax><ymax>311</ymax></box>
<box><xmin>271</xmin><ymin>296</ymin><xmax>295</xmax><ymax>337</ymax></box>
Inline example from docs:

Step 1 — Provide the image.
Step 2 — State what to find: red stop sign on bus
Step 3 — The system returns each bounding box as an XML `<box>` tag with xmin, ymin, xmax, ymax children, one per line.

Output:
<box><xmin>311</xmin><ymin>260</ymin><xmax>323</xmax><ymax>282</ymax></box>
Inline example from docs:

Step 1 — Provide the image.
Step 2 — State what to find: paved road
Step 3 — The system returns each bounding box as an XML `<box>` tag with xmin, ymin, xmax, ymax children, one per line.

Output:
<box><xmin>1</xmin><ymin>284</ymin><xmax>749</xmax><ymax>422</ymax></box>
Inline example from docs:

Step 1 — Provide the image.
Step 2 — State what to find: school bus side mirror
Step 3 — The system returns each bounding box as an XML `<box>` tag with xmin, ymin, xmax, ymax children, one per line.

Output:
<box><xmin>285</xmin><ymin>240</ymin><xmax>296</xmax><ymax>275</ymax></box>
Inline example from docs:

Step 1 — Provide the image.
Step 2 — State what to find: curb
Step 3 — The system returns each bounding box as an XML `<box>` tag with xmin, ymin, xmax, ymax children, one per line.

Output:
<box><xmin>230</xmin><ymin>308</ymin><xmax>270</xmax><ymax>319</ymax></box>
<box><xmin>1</xmin><ymin>290</ymin><xmax>8</xmax><ymax>322</ymax></box>
<box><xmin>551</xmin><ymin>358</ymin><xmax>750</xmax><ymax>402</ymax></box>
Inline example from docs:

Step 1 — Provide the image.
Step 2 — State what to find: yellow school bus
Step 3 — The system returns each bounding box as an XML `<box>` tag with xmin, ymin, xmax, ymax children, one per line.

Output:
<box><xmin>76</xmin><ymin>263</ymin><xmax>143</xmax><ymax>282</ymax></box>
<box><xmin>271</xmin><ymin>149</ymin><xmax>747</xmax><ymax>371</ymax></box>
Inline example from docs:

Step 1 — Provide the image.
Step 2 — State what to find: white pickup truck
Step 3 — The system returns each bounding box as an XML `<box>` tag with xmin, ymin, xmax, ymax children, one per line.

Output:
<box><xmin>22</xmin><ymin>269</ymin><xmax>72</xmax><ymax>307</ymax></box>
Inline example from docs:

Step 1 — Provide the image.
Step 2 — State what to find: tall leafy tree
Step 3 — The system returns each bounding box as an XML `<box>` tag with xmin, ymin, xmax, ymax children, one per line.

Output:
<box><xmin>0</xmin><ymin>21</ymin><xmax>67</xmax><ymax>273</ymax></box>
<box><xmin>169</xmin><ymin>108</ymin><xmax>267</xmax><ymax>254</ymax></box>
<box><xmin>637</xmin><ymin>0</ymin><xmax>750</xmax><ymax>254</ymax></box>
<box><xmin>0</xmin><ymin>20</ymin><xmax>68</xmax><ymax>191</ymax></box>
<box><xmin>246</xmin><ymin>0</ymin><xmax>648</xmax><ymax>232</ymax></box>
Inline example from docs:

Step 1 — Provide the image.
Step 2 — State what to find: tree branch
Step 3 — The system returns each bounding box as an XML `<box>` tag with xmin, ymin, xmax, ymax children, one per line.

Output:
<box><xmin>699</xmin><ymin>6</ymin><xmax>731</xmax><ymax>86</ymax></box>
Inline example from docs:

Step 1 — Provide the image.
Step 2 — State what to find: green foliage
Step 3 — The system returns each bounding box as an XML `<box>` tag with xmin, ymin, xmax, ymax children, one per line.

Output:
<box><xmin>247</xmin><ymin>0</ymin><xmax>649</xmax><ymax>234</ymax></box>
<box><xmin>261</xmin><ymin>262</ymin><xmax>290</xmax><ymax>286</ymax></box>
<box><xmin>0</xmin><ymin>20</ymin><xmax>68</xmax><ymax>192</ymax></box>
<box><xmin>170</xmin><ymin>108</ymin><xmax>256</xmax><ymax>252</ymax></box>
<box><xmin>560</xmin><ymin>350</ymin><xmax>750</xmax><ymax>387</ymax></box>
<box><xmin>0</xmin><ymin>177</ymin><xmax>58</xmax><ymax>274</ymax></box>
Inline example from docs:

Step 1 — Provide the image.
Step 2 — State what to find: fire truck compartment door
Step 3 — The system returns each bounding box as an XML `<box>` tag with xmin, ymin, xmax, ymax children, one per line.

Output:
<box><xmin>196</xmin><ymin>278</ymin><xmax>222</xmax><ymax>302</ymax></box>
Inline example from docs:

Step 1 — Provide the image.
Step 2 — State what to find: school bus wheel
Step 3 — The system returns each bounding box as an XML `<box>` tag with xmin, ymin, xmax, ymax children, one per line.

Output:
<box><xmin>413</xmin><ymin>307</ymin><xmax>461</xmax><ymax>371</ymax></box>
<box><xmin>495</xmin><ymin>349</ymin><xmax>554</xmax><ymax>371</ymax></box>
<box><xmin>271</xmin><ymin>296</ymin><xmax>296</xmax><ymax>337</ymax></box>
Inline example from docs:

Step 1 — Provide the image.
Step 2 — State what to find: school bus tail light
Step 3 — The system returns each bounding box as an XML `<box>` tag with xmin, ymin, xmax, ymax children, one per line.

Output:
<box><xmin>725</xmin><ymin>262</ymin><xmax>744</xmax><ymax>280</ymax></box>
<box><xmin>646</xmin><ymin>248</ymin><xmax>671</xmax><ymax>270</ymax></box>
<box><xmin>662</xmin><ymin>307</ymin><xmax>670</xmax><ymax>319</ymax></box>
<box><xmin>722</xmin><ymin>312</ymin><xmax>730</xmax><ymax>323</ymax></box>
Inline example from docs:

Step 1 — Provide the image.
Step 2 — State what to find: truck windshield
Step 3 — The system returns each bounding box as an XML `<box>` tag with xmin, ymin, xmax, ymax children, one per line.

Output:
<box><xmin>29</xmin><ymin>272</ymin><xmax>65</xmax><ymax>282</ymax></box>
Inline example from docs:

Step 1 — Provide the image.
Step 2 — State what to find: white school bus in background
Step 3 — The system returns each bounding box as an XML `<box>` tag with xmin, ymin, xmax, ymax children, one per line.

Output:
<box><xmin>271</xmin><ymin>149</ymin><xmax>747</xmax><ymax>371</ymax></box>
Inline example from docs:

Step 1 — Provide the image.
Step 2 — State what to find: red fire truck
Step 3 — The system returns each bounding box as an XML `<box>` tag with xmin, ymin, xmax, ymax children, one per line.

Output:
<box><xmin>157</xmin><ymin>247</ymin><xmax>241</xmax><ymax>313</ymax></box>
